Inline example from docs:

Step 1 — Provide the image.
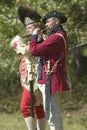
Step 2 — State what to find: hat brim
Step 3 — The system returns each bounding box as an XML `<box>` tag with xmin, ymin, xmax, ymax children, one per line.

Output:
<box><xmin>42</xmin><ymin>11</ymin><xmax>67</xmax><ymax>24</ymax></box>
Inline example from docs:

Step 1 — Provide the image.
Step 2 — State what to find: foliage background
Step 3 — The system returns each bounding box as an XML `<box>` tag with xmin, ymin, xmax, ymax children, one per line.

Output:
<box><xmin>0</xmin><ymin>0</ymin><xmax>87</xmax><ymax>113</ymax></box>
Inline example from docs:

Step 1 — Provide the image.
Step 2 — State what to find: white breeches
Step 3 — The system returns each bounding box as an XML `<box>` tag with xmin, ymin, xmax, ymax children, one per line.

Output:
<box><xmin>24</xmin><ymin>117</ymin><xmax>46</xmax><ymax>130</ymax></box>
<box><xmin>38</xmin><ymin>83</ymin><xmax>63</xmax><ymax>130</ymax></box>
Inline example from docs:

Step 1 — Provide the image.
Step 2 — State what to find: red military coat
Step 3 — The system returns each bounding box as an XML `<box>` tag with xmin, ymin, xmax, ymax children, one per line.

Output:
<box><xmin>19</xmin><ymin>56</ymin><xmax>27</xmax><ymax>86</ymax></box>
<box><xmin>29</xmin><ymin>31</ymin><xmax>70</xmax><ymax>94</ymax></box>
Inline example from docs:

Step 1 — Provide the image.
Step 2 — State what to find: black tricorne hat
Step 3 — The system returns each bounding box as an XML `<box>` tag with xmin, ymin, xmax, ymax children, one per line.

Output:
<box><xmin>42</xmin><ymin>10</ymin><xmax>67</xmax><ymax>24</ymax></box>
<box><xmin>17</xmin><ymin>6</ymin><xmax>41</xmax><ymax>26</ymax></box>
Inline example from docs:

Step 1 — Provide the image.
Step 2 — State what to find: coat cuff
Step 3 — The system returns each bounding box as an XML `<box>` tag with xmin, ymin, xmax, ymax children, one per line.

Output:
<box><xmin>29</xmin><ymin>35</ymin><xmax>38</xmax><ymax>40</ymax></box>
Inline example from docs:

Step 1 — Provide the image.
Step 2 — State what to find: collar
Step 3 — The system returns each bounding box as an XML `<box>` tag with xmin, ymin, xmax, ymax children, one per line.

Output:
<box><xmin>48</xmin><ymin>25</ymin><xmax>65</xmax><ymax>35</ymax></box>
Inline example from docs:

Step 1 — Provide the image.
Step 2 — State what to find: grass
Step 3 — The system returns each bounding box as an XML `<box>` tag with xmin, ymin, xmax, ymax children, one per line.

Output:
<box><xmin>63</xmin><ymin>118</ymin><xmax>87</xmax><ymax>130</ymax></box>
<box><xmin>63</xmin><ymin>103</ymin><xmax>87</xmax><ymax>130</ymax></box>
<box><xmin>0</xmin><ymin>105</ymin><xmax>87</xmax><ymax>130</ymax></box>
<box><xmin>0</xmin><ymin>112</ymin><xmax>26</xmax><ymax>130</ymax></box>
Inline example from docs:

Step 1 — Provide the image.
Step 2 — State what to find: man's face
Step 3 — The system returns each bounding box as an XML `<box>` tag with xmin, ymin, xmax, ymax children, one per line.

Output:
<box><xmin>45</xmin><ymin>17</ymin><xmax>60</xmax><ymax>30</ymax></box>
<box><xmin>26</xmin><ymin>23</ymin><xmax>36</xmax><ymax>35</ymax></box>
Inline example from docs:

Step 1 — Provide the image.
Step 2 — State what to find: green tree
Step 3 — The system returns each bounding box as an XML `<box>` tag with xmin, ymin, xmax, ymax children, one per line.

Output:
<box><xmin>0</xmin><ymin>0</ymin><xmax>87</xmax><ymax>112</ymax></box>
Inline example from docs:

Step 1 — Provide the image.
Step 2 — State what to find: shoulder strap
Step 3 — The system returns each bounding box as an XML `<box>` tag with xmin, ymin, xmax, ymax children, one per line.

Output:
<box><xmin>55</xmin><ymin>33</ymin><xmax>67</xmax><ymax>54</ymax></box>
<box><xmin>51</xmin><ymin>33</ymin><xmax>67</xmax><ymax>72</ymax></box>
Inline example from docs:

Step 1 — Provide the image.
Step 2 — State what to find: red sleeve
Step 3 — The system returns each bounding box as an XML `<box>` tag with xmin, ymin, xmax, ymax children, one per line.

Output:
<box><xmin>29</xmin><ymin>33</ymin><xmax>67</xmax><ymax>57</ymax></box>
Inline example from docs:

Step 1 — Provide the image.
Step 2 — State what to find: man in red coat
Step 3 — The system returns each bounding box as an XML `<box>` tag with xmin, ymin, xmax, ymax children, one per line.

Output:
<box><xmin>26</xmin><ymin>10</ymin><xmax>70</xmax><ymax>130</ymax></box>
<box><xmin>10</xmin><ymin>35</ymin><xmax>46</xmax><ymax>130</ymax></box>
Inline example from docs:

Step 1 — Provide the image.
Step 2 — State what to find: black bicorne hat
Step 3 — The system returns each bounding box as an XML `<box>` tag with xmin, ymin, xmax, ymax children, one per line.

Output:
<box><xmin>17</xmin><ymin>6</ymin><xmax>41</xmax><ymax>26</ymax></box>
<box><xmin>42</xmin><ymin>10</ymin><xmax>67</xmax><ymax>24</ymax></box>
